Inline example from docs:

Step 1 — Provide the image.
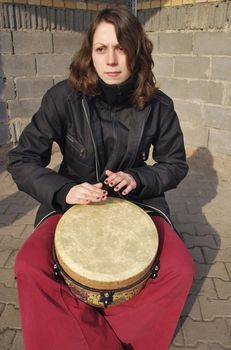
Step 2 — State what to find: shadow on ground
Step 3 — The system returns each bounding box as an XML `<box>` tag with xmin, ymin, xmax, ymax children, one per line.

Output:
<box><xmin>166</xmin><ymin>147</ymin><xmax>220</xmax><ymax>341</ymax></box>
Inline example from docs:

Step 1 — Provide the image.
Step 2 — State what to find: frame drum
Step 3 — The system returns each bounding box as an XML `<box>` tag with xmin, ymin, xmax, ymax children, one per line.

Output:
<box><xmin>53</xmin><ymin>197</ymin><xmax>159</xmax><ymax>307</ymax></box>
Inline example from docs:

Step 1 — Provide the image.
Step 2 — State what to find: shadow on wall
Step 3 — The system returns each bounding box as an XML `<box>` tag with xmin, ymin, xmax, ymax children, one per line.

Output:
<box><xmin>166</xmin><ymin>147</ymin><xmax>220</xmax><ymax>337</ymax></box>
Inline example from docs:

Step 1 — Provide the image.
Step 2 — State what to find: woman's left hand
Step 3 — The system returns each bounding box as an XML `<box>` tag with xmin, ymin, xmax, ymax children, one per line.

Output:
<box><xmin>104</xmin><ymin>170</ymin><xmax>137</xmax><ymax>195</ymax></box>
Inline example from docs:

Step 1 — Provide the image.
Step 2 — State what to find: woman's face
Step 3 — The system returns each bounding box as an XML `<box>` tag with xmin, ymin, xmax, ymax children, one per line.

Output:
<box><xmin>92</xmin><ymin>21</ymin><xmax>131</xmax><ymax>85</ymax></box>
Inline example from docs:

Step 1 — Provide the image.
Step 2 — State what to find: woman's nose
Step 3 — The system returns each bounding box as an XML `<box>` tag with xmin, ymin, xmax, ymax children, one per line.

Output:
<box><xmin>106</xmin><ymin>50</ymin><xmax>117</xmax><ymax>65</ymax></box>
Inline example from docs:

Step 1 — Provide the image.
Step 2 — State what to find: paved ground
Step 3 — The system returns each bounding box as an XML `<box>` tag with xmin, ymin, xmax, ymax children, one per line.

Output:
<box><xmin>0</xmin><ymin>148</ymin><xmax>231</xmax><ymax>350</ymax></box>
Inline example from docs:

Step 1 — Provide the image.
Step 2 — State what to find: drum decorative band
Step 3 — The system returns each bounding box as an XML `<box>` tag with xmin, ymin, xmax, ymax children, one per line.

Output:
<box><xmin>53</xmin><ymin>197</ymin><xmax>159</xmax><ymax>308</ymax></box>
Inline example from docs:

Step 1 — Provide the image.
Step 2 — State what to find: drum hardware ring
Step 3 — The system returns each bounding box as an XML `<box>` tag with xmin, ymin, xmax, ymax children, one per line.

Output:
<box><xmin>99</xmin><ymin>291</ymin><xmax>115</xmax><ymax>307</ymax></box>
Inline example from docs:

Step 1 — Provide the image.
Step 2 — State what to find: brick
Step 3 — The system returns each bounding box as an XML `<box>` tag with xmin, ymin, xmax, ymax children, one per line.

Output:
<box><xmin>174</xmin><ymin>56</ymin><xmax>210</xmax><ymax>79</ymax></box>
<box><xmin>211</xmin><ymin>57</ymin><xmax>231</xmax><ymax>81</ymax></box>
<box><xmin>214</xmin><ymin>2</ymin><xmax>228</xmax><ymax>29</ymax></box>
<box><xmin>0</xmin><ymin>102</ymin><xmax>8</xmax><ymax>122</ymax></box>
<box><xmin>183</xmin><ymin>233</ymin><xmax>217</xmax><ymax>249</ymax></box>
<box><xmin>11</xmin><ymin>331</ymin><xmax>24</xmax><ymax>350</ymax></box>
<box><xmin>204</xmin><ymin>105</ymin><xmax>231</xmax><ymax>133</ymax></box>
<box><xmin>228</xmin><ymin>83</ymin><xmax>231</xmax><ymax>107</ymax></box>
<box><xmin>0</xmin><ymin>77</ymin><xmax>15</xmax><ymax>100</ymax></box>
<box><xmin>0</xmin><ymin>30</ymin><xmax>12</xmax><ymax>53</ymax></box>
<box><xmin>190</xmin><ymin>278</ymin><xmax>217</xmax><ymax>298</ymax></box>
<box><xmin>189</xmin><ymin>80</ymin><xmax>223</xmax><ymax>104</ymax></box>
<box><xmin>0</xmin><ymin>250</ymin><xmax>11</xmax><ymax>267</ymax></box>
<box><xmin>151</xmin><ymin>0</ymin><xmax>161</xmax><ymax>8</ymax></box>
<box><xmin>0</xmin><ymin>304</ymin><xmax>20</xmax><ymax>329</ymax></box>
<box><xmin>152</xmin><ymin>55</ymin><xmax>173</xmax><ymax>77</ymax></box>
<box><xmin>53</xmin><ymin>32</ymin><xmax>83</xmax><ymax>54</ymax></box>
<box><xmin>15</xmin><ymin>77</ymin><xmax>53</xmax><ymax>99</ymax></box>
<box><xmin>41</xmin><ymin>0</ymin><xmax>52</xmax><ymax>5</ymax></box>
<box><xmin>226</xmin><ymin>262</ymin><xmax>231</xmax><ymax>279</ymax></box>
<box><xmin>199</xmin><ymin>295</ymin><xmax>231</xmax><ymax>321</ymax></box>
<box><xmin>180</xmin><ymin>122</ymin><xmax>209</xmax><ymax>148</ymax></box>
<box><xmin>195</xmin><ymin>262</ymin><xmax>230</xmax><ymax>280</ymax></box>
<box><xmin>0</xmin><ymin>123</ymin><xmax>9</xmax><ymax>146</ymax></box>
<box><xmin>171</xmin><ymin>343</ymin><xmax>209</xmax><ymax>350</ymax></box>
<box><xmin>0</xmin><ymin>329</ymin><xmax>16</xmax><ymax>349</ymax></box>
<box><xmin>157</xmin><ymin>77</ymin><xmax>189</xmax><ymax>100</ymax></box>
<box><xmin>182</xmin><ymin>295</ymin><xmax>202</xmax><ymax>320</ymax></box>
<box><xmin>0</xmin><ymin>284</ymin><xmax>18</xmax><ymax>304</ymax></box>
<box><xmin>13</xmin><ymin>31</ymin><xmax>52</xmax><ymax>54</ymax></box>
<box><xmin>214</xmin><ymin>278</ymin><xmax>231</xmax><ymax>299</ymax></box>
<box><xmin>210</xmin><ymin>345</ymin><xmax>229</xmax><ymax>350</ymax></box>
<box><xmin>53</xmin><ymin>0</ymin><xmax>64</xmax><ymax>7</ymax></box>
<box><xmin>204</xmin><ymin>247</ymin><xmax>231</xmax><ymax>263</ymax></box>
<box><xmin>5</xmin><ymin>250</ymin><xmax>18</xmax><ymax>268</ymax></box>
<box><xmin>189</xmin><ymin>247</ymin><xmax>205</xmax><ymax>263</ymax></box>
<box><xmin>209</xmin><ymin>129</ymin><xmax>231</xmax><ymax>156</ymax></box>
<box><xmin>1</xmin><ymin>55</ymin><xmax>36</xmax><ymax>77</ymax></box>
<box><xmin>182</xmin><ymin>318</ymin><xmax>231</xmax><ymax>347</ymax></box>
<box><xmin>54</xmin><ymin>76</ymin><xmax>67</xmax><ymax>85</ymax></box>
<box><xmin>28</xmin><ymin>0</ymin><xmax>41</xmax><ymax>4</ymax></box>
<box><xmin>159</xmin><ymin>33</ymin><xmax>193</xmax><ymax>54</ymax></box>
<box><xmin>147</xmin><ymin>32</ymin><xmax>158</xmax><ymax>53</ymax></box>
<box><xmin>0</xmin><ymin>236</ymin><xmax>25</xmax><ymax>250</ymax></box>
<box><xmin>8</xmin><ymin>98</ymin><xmax>41</xmax><ymax>120</ymax></box>
<box><xmin>174</xmin><ymin>100</ymin><xmax>202</xmax><ymax>124</ymax></box>
<box><xmin>194</xmin><ymin>31</ymin><xmax>231</xmax><ymax>55</ymax></box>
<box><xmin>216</xmin><ymin>236</ymin><xmax>231</xmax><ymax>249</ymax></box>
<box><xmin>161</xmin><ymin>0</ymin><xmax>171</xmax><ymax>6</ymax></box>
<box><xmin>0</xmin><ymin>267</ymin><xmax>16</xmax><ymax>287</ymax></box>
<box><xmin>36</xmin><ymin>54</ymin><xmax>71</xmax><ymax>76</ymax></box>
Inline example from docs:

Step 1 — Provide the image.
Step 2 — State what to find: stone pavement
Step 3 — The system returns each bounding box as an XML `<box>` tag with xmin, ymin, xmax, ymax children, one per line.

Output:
<box><xmin>0</xmin><ymin>147</ymin><xmax>231</xmax><ymax>350</ymax></box>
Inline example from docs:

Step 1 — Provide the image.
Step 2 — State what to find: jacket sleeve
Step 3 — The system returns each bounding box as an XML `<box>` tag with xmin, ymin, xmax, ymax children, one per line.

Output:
<box><xmin>7</xmin><ymin>90</ymin><xmax>76</xmax><ymax>209</ymax></box>
<box><xmin>125</xmin><ymin>100</ymin><xmax>188</xmax><ymax>199</ymax></box>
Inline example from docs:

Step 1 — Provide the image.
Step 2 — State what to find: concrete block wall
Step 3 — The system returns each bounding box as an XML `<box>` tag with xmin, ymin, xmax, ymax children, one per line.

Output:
<box><xmin>0</xmin><ymin>0</ymin><xmax>231</xmax><ymax>179</ymax></box>
<box><xmin>142</xmin><ymin>1</ymin><xmax>231</xmax><ymax>166</ymax></box>
<box><xmin>0</xmin><ymin>28</ymin><xmax>84</xmax><ymax>144</ymax></box>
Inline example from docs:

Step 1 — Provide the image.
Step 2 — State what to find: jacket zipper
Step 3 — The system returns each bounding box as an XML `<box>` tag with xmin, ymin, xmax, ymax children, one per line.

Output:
<box><xmin>82</xmin><ymin>98</ymin><xmax>100</xmax><ymax>182</ymax></box>
<box><xmin>66</xmin><ymin>134</ymin><xmax>85</xmax><ymax>158</ymax></box>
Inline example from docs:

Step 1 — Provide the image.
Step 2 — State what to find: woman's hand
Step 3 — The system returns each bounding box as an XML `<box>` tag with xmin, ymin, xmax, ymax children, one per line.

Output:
<box><xmin>104</xmin><ymin>170</ymin><xmax>137</xmax><ymax>195</ymax></box>
<box><xmin>66</xmin><ymin>182</ymin><xmax>107</xmax><ymax>205</ymax></box>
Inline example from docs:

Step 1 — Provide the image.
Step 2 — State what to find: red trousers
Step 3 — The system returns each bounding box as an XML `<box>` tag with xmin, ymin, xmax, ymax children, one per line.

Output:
<box><xmin>15</xmin><ymin>214</ymin><xmax>194</xmax><ymax>350</ymax></box>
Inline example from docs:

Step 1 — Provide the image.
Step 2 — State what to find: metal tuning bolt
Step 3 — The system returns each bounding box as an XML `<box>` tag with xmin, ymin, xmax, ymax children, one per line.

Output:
<box><xmin>53</xmin><ymin>263</ymin><xmax>61</xmax><ymax>279</ymax></box>
<box><xmin>99</xmin><ymin>291</ymin><xmax>114</xmax><ymax>307</ymax></box>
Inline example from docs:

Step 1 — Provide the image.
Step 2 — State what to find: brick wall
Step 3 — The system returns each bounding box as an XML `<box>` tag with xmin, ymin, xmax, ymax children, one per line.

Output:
<box><xmin>140</xmin><ymin>1</ymin><xmax>231</xmax><ymax>164</ymax></box>
<box><xmin>0</xmin><ymin>0</ymin><xmax>231</xmax><ymax>175</ymax></box>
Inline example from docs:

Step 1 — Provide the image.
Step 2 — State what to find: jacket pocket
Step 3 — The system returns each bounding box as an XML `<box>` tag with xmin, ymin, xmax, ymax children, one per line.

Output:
<box><xmin>65</xmin><ymin>133</ymin><xmax>87</xmax><ymax>159</ymax></box>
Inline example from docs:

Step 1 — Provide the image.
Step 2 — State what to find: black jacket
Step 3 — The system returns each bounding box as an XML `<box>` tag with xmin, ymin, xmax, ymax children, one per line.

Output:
<box><xmin>8</xmin><ymin>79</ymin><xmax>188</xmax><ymax>226</ymax></box>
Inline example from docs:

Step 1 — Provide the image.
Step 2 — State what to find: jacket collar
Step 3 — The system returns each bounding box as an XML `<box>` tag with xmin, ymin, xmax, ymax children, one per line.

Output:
<box><xmin>97</xmin><ymin>75</ymin><xmax>137</xmax><ymax>107</ymax></box>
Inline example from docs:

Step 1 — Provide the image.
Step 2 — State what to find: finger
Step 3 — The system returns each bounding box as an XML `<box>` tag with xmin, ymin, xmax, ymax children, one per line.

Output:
<box><xmin>114</xmin><ymin>179</ymin><xmax>128</xmax><ymax>191</ymax></box>
<box><xmin>93</xmin><ymin>183</ymin><xmax>103</xmax><ymax>189</ymax></box>
<box><xmin>81</xmin><ymin>183</ymin><xmax>106</xmax><ymax>197</ymax></box>
<box><xmin>66</xmin><ymin>185</ymin><xmax>106</xmax><ymax>204</ymax></box>
<box><xmin>122</xmin><ymin>184</ymin><xmax>135</xmax><ymax>195</ymax></box>
<box><xmin>104</xmin><ymin>173</ymin><xmax>117</xmax><ymax>185</ymax></box>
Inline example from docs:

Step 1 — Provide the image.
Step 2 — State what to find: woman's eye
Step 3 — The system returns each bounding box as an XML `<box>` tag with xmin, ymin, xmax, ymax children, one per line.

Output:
<box><xmin>96</xmin><ymin>47</ymin><xmax>105</xmax><ymax>53</ymax></box>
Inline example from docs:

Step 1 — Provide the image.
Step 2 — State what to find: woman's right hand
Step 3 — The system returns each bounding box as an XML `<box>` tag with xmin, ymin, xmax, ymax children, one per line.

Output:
<box><xmin>65</xmin><ymin>182</ymin><xmax>107</xmax><ymax>205</ymax></box>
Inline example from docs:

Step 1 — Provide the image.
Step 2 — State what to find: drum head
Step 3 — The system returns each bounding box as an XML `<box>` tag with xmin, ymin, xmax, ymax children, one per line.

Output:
<box><xmin>54</xmin><ymin>198</ymin><xmax>158</xmax><ymax>289</ymax></box>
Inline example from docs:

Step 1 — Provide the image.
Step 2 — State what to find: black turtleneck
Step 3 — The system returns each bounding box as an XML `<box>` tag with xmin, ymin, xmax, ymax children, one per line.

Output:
<box><xmin>97</xmin><ymin>75</ymin><xmax>137</xmax><ymax>107</ymax></box>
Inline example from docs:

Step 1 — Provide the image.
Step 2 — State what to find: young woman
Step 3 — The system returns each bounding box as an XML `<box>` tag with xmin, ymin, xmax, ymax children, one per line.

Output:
<box><xmin>8</xmin><ymin>7</ymin><xmax>194</xmax><ymax>350</ymax></box>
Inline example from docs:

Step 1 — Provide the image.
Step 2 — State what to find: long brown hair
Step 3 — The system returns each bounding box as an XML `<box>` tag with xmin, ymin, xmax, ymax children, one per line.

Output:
<box><xmin>69</xmin><ymin>8</ymin><xmax>157</xmax><ymax>109</ymax></box>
